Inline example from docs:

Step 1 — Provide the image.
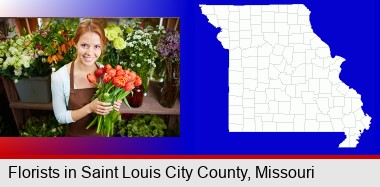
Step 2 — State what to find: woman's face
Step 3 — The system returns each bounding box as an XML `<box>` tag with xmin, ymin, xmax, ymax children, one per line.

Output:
<box><xmin>75</xmin><ymin>31</ymin><xmax>102</xmax><ymax>66</ymax></box>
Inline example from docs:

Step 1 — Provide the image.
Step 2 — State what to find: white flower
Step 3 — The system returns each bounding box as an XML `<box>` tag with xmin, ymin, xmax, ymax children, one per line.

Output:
<box><xmin>3</xmin><ymin>56</ymin><xmax>15</xmax><ymax>69</ymax></box>
<box><xmin>14</xmin><ymin>66</ymin><xmax>22</xmax><ymax>76</ymax></box>
<box><xmin>127</xmin><ymin>42</ymin><xmax>134</xmax><ymax>47</ymax></box>
<box><xmin>16</xmin><ymin>38</ymin><xmax>24</xmax><ymax>46</ymax></box>
<box><xmin>20</xmin><ymin>55</ymin><xmax>31</xmax><ymax>68</ymax></box>
<box><xmin>136</xmin><ymin>63</ymin><xmax>141</xmax><ymax>67</ymax></box>
<box><xmin>9</xmin><ymin>47</ymin><xmax>18</xmax><ymax>55</ymax></box>
<box><xmin>37</xmin><ymin>50</ymin><xmax>44</xmax><ymax>56</ymax></box>
<box><xmin>133</xmin><ymin>35</ymin><xmax>142</xmax><ymax>40</ymax></box>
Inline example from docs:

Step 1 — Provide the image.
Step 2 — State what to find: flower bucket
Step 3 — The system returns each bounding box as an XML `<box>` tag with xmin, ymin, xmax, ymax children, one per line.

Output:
<box><xmin>14</xmin><ymin>76</ymin><xmax>52</xmax><ymax>103</ymax></box>
<box><xmin>159</xmin><ymin>60</ymin><xmax>180</xmax><ymax>108</ymax></box>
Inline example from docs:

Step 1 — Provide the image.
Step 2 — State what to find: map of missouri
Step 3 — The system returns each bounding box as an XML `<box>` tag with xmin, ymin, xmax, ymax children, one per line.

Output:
<box><xmin>200</xmin><ymin>4</ymin><xmax>371</xmax><ymax>147</ymax></box>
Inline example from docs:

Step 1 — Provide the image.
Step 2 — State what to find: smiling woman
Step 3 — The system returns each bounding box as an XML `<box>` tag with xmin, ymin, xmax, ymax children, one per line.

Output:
<box><xmin>51</xmin><ymin>19</ymin><xmax>122</xmax><ymax>137</ymax></box>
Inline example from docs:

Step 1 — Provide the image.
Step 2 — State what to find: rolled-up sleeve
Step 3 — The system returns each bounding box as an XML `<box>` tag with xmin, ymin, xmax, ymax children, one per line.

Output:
<box><xmin>51</xmin><ymin>71</ymin><xmax>74</xmax><ymax>124</ymax></box>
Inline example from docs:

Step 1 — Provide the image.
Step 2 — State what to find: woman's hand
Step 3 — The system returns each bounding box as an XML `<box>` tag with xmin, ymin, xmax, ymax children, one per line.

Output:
<box><xmin>87</xmin><ymin>98</ymin><xmax>113</xmax><ymax>115</ymax></box>
<box><xmin>113</xmin><ymin>100</ymin><xmax>122</xmax><ymax>112</ymax></box>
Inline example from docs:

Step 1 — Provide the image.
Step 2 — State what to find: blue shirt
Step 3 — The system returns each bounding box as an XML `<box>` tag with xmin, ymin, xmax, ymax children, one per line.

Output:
<box><xmin>51</xmin><ymin>63</ymin><xmax>102</xmax><ymax>124</ymax></box>
<box><xmin>51</xmin><ymin>65</ymin><xmax>73</xmax><ymax>124</ymax></box>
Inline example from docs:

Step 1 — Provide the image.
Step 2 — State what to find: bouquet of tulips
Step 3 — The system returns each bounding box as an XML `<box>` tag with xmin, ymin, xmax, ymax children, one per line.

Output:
<box><xmin>86</xmin><ymin>64</ymin><xmax>142</xmax><ymax>137</ymax></box>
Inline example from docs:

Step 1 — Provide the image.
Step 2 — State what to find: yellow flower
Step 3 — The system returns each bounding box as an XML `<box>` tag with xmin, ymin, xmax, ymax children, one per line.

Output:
<box><xmin>113</xmin><ymin>37</ymin><xmax>127</xmax><ymax>50</ymax></box>
<box><xmin>105</xmin><ymin>25</ymin><xmax>122</xmax><ymax>41</ymax></box>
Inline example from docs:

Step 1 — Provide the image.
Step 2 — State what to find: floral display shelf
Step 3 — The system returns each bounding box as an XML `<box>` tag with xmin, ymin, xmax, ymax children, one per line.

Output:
<box><xmin>1</xmin><ymin>76</ymin><xmax>179</xmax><ymax>132</ymax></box>
<box><xmin>120</xmin><ymin>80</ymin><xmax>180</xmax><ymax>134</ymax></box>
<box><xmin>9</xmin><ymin>102</ymin><xmax>52</xmax><ymax>110</ymax></box>
<box><xmin>119</xmin><ymin>80</ymin><xmax>180</xmax><ymax>115</ymax></box>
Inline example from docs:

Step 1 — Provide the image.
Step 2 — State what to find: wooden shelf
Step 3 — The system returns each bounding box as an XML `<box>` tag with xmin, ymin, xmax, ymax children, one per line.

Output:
<box><xmin>2</xmin><ymin>76</ymin><xmax>179</xmax><ymax>132</ymax></box>
<box><xmin>9</xmin><ymin>101</ymin><xmax>52</xmax><ymax>110</ymax></box>
<box><xmin>120</xmin><ymin>81</ymin><xmax>180</xmax><ymax>115</ymax></box>
<box><xmin>7</xmin><ymin>81</ymin><xmax>179</xmax><ymax>115</ymax></box>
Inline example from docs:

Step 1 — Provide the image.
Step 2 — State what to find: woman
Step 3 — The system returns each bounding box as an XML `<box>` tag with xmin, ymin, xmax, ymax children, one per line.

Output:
<box><xmin>51</xmin><ymin>19</ymin><xmax>122</xmax><ymax>136</ymax></box>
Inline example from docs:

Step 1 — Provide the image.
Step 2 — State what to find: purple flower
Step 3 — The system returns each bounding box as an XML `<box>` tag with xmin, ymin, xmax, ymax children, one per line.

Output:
<box><xmin>156</xmin><ymin>30</ymin><xmax>180</xmax><ymax>62</ymax></box>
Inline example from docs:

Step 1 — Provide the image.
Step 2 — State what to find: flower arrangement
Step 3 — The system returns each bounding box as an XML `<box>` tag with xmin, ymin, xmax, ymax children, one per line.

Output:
<box><xmin>156</xmin><ymin>30</ymin><xmax>180</xmax><ymax>63</ymax></box>
<box><xmin>0</xmin><ymin>18</ymin><xmax>78</xmax><ymax>81</ymax></box>
<box><xmin>86</xmin><ymin>64</ymin><xmax>142</xmax><ymax>137</ymax></box>
<box><xmin>101</xmin><ymin>23</ymin><xmax>128</xmax><ymax>74</ymax></box>
<box><xmin>102</xmin><ymin>19</ymin><xmax>165</xmax><ymax>93</ymax></box>
<box><xmin>123</xmin><ymin>20</ymin><xmax>165</xmax><ymax>93</ymax></box>
<box><xmin>156</xmin><ymin>30</ymin><xmax>180</xmax><ymax>108</ymax></box>
<box><xmin>0</xmin><ymin>32</ymin><xmax>36</xmax><ymax>81</ymax></box>
<box><xmin>33</xmin><ymin>18</ymin><xmax>78</xmax><ymax>72</ymax></box>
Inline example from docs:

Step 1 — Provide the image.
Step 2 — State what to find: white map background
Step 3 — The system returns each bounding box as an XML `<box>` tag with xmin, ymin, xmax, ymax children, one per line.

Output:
<box><xmin>200</xmin><ymin>4</ymin><xmax>371</xmax><ymax>148</ymax></box>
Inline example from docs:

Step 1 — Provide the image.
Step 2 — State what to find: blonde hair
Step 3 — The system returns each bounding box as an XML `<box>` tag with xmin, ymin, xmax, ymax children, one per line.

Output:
<box><xmin>73</xmin><ymin>19</ymin><xmax>108</xmax><ymax>53</ymax></box>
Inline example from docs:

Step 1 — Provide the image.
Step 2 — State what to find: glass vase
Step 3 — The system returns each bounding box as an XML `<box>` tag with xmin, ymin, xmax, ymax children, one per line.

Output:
<box><xmin>136</xmin><ymin>68</ymin><xmax>153</xmax><ymax>96</ymax></box>
<box><xmin>142</xmin><ymin>76</ymin><xmax>150</xmax><ymax>96</ymax></box>
<box><xmin>159</xmin><ymin>60</ymin><xmax>180</xmax><ymax>108</ymax></box>
<box><xmin>126</xmin><ymin>85</ymin><xmax>145</xmax><ymax>108</ymax></box>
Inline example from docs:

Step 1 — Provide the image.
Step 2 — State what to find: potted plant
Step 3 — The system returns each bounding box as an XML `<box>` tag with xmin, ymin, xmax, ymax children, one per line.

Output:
<box><xmin>156</xmin><ymin>30</ymin><xmax>180</xmax><ymax>108</ymax></box>
<box><xmin>0</xmin><ymin>18</ymin><xmax>78</xmax><ymax>103</ymax></box>
<box><xmin>20</xmin><ymin>113</ymin><xmax>66</xmax><ymax>137</ymax></box>
<box><xmin>116</xmin><ymin>114</ymin><xmax>167</xmax><ymax>137</ymax></box>
<box><xmin>102</xmin><ymin>19</ymin><xmax>165</xmax><ymax>95</ymax></box>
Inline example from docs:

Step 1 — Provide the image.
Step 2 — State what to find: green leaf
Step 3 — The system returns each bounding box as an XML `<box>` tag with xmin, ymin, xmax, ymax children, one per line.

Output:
<box><xmin>123</xmin><ymin>98</ymin><xmax>131</xmax><ymax>109</ymax></box>
<box><xmin>86</xmin><ymin>116</ymin><xmax>98</xmax><ymax>129</ymax></box>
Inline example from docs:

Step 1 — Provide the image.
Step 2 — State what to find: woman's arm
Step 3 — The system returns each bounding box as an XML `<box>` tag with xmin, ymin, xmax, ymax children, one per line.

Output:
<box><xmin>51</xmin><ymin>71</ymin><xmax>74</xmax><ymax>124</ymax></box>
<box><xmin>51</xmin><ymin>66</ymin><xmax>115</xmax><ymax>124</ymax></box>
